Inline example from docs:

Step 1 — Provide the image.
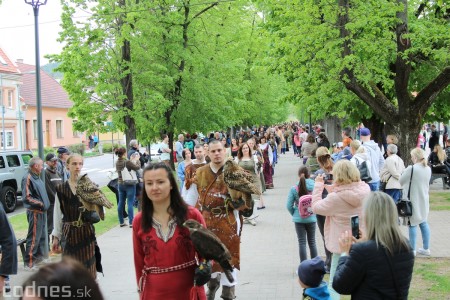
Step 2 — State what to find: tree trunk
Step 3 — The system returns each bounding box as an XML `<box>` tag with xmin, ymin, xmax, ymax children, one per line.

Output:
<box><xmin>361</xmin><ymin>115</ymin><xmax>384</xmax><ymax>145</ymax></box>
<box><xmin>388</xmin><ymin>116</ymin><xmax>422</xmax><ymax>166</ymax></box>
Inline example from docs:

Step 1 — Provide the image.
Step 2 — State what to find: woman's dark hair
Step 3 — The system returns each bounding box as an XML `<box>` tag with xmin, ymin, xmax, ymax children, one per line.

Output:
<box><xmin>318</xmin><ymin>133</ymin><xmax>329</xmax><ymax>142</ymax></box>
<box><xmin>306</xmin><ymin>134</ymin><xmax>316</xmax><ymax>143</ymax></box>
<box><xmin>162</xmin><ymin>134</ymin><xmax>168</xmax><ymax>140</ymax></box>
<box><xmin>297</xmin><ymin>166</ymin><xmax>310</xmax><ymax>197</ymax></box>
<box><xmin>181</xmin><ymin>148</ymin><xmax>191</xmax><ymax>160</ymax></box>
<box><xmin>141</xmin><ymin>162</ymin><xmax>188</xmax><ymax>232</ymax></box>
<box><xmin>310</xmin><ymin>148</ymin><xmax>317</xmax><ymax>157</ymax></box>
<box><xmin>21</xmin><ymin>257</ymin><xmax>104</xmax><ymax>300</ymax></box>
<box><xmin>115</xmin><ymin>147</ymin><xmax>126</xmax><ymax>157</ymax></box>
<box><xmin>185</xmin><ymin>133</ymin><xmax>191</xmax><ymax>139</ymax></box>
<box><xmin>237</xmin><ymin>142</ymin><xmax>252</xmax><ymax>160</ymax></box>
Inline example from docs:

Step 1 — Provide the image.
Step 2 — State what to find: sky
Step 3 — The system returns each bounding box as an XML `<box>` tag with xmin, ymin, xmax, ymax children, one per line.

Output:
<box><xmin>0</xmin><ymin>0</ymin><xmax>64</xmax><ymax>65</ymax></box>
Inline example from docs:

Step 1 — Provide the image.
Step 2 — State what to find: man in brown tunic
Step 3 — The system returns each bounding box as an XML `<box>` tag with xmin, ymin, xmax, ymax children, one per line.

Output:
<box><xmin>186</xmin><ymin>140</ymin><xmax>246</xmax><ymax>300</ymax></box>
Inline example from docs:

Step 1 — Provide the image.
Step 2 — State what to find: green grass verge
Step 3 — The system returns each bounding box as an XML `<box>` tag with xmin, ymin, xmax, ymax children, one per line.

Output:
<box><xmin>409</xmin><ymin>257</ymin><xmax>450</xmax><ymax>299</ymax></box>
<box><xmin>9</xmin><ymin>187</ymin><xmax>122</xmax><ymax>239</ymax></box>
<box><xmin>429</xmin><ymin>191</ymin><xmax>450</xmax><ymax>211</ymax></box>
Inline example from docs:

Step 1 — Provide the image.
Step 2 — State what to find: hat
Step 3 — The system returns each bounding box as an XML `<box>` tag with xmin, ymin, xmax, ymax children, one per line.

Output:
<box><xmin>57</xmin><ymin>147</ymin><xmax>71</xmax><ymax>155</ymax></box>
<box><xmin>45</xmin><ymin>153</ymin><xmax>58</xmax><ymax>162</ymax></box>
<box><xmin>360</xmin><ymin>128</ymin><xmax>371</xmax><ymax>136</ymax></box>
<box><xmin>297</xmin><ymin>256</ymin><xmax>326</xmax><ymax>288</ymax></box>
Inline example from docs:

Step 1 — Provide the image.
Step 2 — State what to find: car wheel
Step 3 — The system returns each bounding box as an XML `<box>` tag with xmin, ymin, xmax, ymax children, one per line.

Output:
<box><xmin>0</xmin><ymin>186</ymin><xmax>17</xmax><ymax>213</ymax></box>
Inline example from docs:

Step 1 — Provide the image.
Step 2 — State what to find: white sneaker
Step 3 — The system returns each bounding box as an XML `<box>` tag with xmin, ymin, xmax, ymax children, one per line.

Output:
<box><xmin>418</xmin><ymin>248</ymin><xmax>431</xmax><ymax>256</ymax></box>
<box><xmin>24</xmin><ymin>265</ymin><xmax>39</xmax><ymax>271</ymax></box>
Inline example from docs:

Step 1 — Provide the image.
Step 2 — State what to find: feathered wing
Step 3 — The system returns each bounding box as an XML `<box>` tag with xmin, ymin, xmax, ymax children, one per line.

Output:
<box><xmin>223</xmin><ymin>161</ymin><xmax>261</xmax><ymax>195</ymax></box>
<box><xmin>190</xmin><ymin>229</ymin><xmax>234</xmax><ymax>283</ymax></box>
<box><xmin>76</xmin><ymin>174</ymin><xmax>114</xmax><ymax>220</ymax></box>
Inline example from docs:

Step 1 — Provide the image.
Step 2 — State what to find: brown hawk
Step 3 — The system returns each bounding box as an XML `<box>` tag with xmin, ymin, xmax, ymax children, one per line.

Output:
<box><xmin>76</xmin><ymin>174</ymin><xmax>114</xmax><ymax>220</ymax></box>
<box><xmin>223</xmin><ymin>159</ymin><xmax>261</xmax><ymax>204</ymax></box>
<box><xmin>183</xmin><ymin>219</ymin><xmax>234</xmax><ymax>283</ymax></box>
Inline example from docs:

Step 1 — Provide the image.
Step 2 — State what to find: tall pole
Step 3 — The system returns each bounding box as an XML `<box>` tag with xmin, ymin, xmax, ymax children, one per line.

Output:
<box><xmin>33</xmin><ymin>5</ymin><xmax>44</xmax><ymax>160</ymax></box>
<box><xmin>1</xmin><ymin>105</ymin><xmax>5</xmax><ymax>151</ymax></box>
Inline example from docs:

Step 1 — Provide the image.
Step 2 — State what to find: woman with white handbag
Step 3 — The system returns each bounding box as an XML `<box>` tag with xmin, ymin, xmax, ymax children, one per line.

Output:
<box><xmin>115</xmin><ymin>147</ymin><xmax>141</xmax><ymax>228</ymax></box>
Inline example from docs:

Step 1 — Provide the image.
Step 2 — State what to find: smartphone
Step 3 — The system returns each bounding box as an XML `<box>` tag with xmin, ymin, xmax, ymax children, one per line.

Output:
<box><xmin>351</xmin><ymin>215</ymin><xmax>359</xmax><ymax>239</ymax></box>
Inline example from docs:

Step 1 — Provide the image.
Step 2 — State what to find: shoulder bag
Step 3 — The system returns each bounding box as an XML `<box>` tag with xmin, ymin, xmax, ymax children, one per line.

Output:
<box><xmin>122</xmin><ymin>165</ymin><xmax>138</xmax><ymax>185</ymax></box>
<box><xmin>355</xmin><ymin>157</ymin><xmax>372</xmax><ymax>182</ymax></box>
<box><xmin>380</xmin><ymin>175</ymin><xmax>392</xmax><ymax>192</ymax></box>
<box><xmin>397</xmin><ymin>166</ymin><xmax>413</xmax><ymax>217</ymax></box>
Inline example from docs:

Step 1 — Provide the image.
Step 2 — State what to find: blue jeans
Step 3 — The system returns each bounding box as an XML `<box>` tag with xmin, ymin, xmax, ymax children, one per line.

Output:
<box><xmin>368</xmin><ymin>181</ymin><xmax>380</xmax><ymax>191</ymax></box>
<box><xmin>409</xmin><ymin>221</ymin><xmax>431</xmax><ymax>251</ymax></box>
<box><xmin>294</xmin><ymin>222</ymin><xmax>318</xmax><ymax>262</ymax></box>
<box><xmin>118</xmin><ymin>183</ymin><xmax>136</xmax><ymax>225</ymax></box>
<box><xmin>329</xmin><ymin>253</ymin><xmax>342</xmax><ymax>300</ymax></box>
<box><xmin>384</xmin><ymin>189</ymin><xmax>402</xmax><ymax>204</ymax></box>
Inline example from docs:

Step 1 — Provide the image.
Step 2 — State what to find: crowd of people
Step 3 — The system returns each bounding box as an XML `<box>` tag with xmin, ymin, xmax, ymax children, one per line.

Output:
<box><xmin>1</xmin><ymin>121</ymin><xmax>449</xmax><ymax>300</ymax></box>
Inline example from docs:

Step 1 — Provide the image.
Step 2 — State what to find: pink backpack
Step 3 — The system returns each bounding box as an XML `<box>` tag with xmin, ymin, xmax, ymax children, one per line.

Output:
<box><xmin>295</xmin><ymin>186</ymin><xmax>313</xmax><ymax>218</ymax></box>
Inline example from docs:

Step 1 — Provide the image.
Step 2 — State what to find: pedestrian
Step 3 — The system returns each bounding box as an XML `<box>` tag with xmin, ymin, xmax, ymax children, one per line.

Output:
<box><xmin>56</xmin><ymin>147</ymin><xmax>71</xmax><ymax>182</ymax></box>
<box><xmin>185</xmin><ymin>140</ymin><xmax>247</xmax><ymax>300</ymax></box>
<box><xmin>21</xmin><ymin>257</ymin><xmax>104</xmax><ymax>300</ymax></box>
<box><xmin>22</xmin><ymin>157</ymin><xmax>50</xmax><ymax>271</ymax></box>
<box><xmin>115</xmin><ymin>147</ymin><xmax>141</xmax><ymax>227</ymax></box>
<box><xmin>259</xmin><ymin>136</ymin><xmax>274</xmax><ymax>189</ymax></box>
<box><xmin>297</xmin><ymin>256</ymin><xmax>330</xmax><ymax>300</ymax></box>
<box><xmin>132</xmin><ymin>162</ymin><xmax>208</xmax><ymax>300</ymax></box>
<box><xmin>400</xmin><ymin>148</ymin><xmax>432</xmax><ymax>256</ymax></box>
<box><xmin>44</xmin><ymin>153</ymin><xmax>63</xmax><ymax>240</ymax></box>
<box><xmin>182</xmin><ymin>145</ymin><xmax>208</xmax><ymax>206</ymax></box>
<box><xmin>0</xmin><ymin>203</ymin><xmax>17</xmax><ymax>295</ymax></box>
<box><xmin>332</xmin><ymin>192</ymin><xmax>414</xmax><ymax>299</ymax></box>
<box><xmin>247</xmin><ymin>138</ymin><xmax>266</xmax><ymax>209</ymax></box>
<box><xmin>52</xmin><ymin>154</ymin><xmax>101</xmax><ymax>278</ymax></box>
<box><xmin>428</xmin><ymin>124</ymin><xmax>439</xmax><ymax>151</ymax></box>
<box><xmin>176</xmin><ymin>134</ymin><xmax>185</xmax><ymax>163</ymax></box>
<box><xmin>286</xmin><ymin>166</ymin><xmax>317</xmax><ymax>262</ymax></box>
<box><xmin>380</xmin><ymin>144</ymin><xmax>405</xmax><ymax>203</ymax></box>
<box><xmin>428</xmin><ymin>144</ymin><xmax>450</xmax><ymax>187</ymax></box>
<box><xmin>128</xmin><ymin>139</ymin><xmax>149</xmax><ymax>168</ymax></box>
<box><xmin>177</xmin><ymin>148</ymin><xmax>193</xmax><ymax>194</ymax></box>
<box><xmin>360</xmin><ymin>128</ymin><xmax>385</xmax><ymax>191</ymax></box>
<box><xmin>311</xmin><ymin>160</ymin><xmax>371</xmax><ymax>300</ymax></box>
<box><xmin>159</xmin><ymin>134</ymin><xmax>172</xmax><ymax>168</ymax></box>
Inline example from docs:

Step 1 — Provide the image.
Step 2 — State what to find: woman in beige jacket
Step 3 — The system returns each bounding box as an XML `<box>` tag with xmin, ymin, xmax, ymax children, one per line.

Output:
<box><xmin>311</xmin><ymin>160</ymin><xmax>371</xmax><ymax>300</ymax></box>
<box><xmin>380</xmin><ymin>144</ymin><xmax>405</xmax><ymax>203</ymax></box>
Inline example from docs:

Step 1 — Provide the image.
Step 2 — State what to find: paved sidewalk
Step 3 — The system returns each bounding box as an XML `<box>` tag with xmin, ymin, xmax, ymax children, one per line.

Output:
<box><xmin>5</xmin><ymin>151</ymin><xmax>450</xmax><ymax>300</ymax></box>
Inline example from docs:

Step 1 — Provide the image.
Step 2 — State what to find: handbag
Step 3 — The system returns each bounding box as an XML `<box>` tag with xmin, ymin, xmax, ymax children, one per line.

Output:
<box><xmin>79</xmin><ymin>207</ymin><xmax>101</xmax><ymax>224</ymax></box>
<box><xmin>122</xmin><ymin>166</ymin><xmax>138</xmax><ymax>185</ymax></box>
<box><xmin>355</xmin><ymin>157</ymin><xmax>372</xmax><ymax>182</ymax></box>
<box><xmin>380</xmin><ymin>175</ymin><xmax>392</xmax><ymax>192</ymax></box>
<box><xmin>397</xmin><ymin>166</ymin><xmax>413</xmax><ymax>217</ymax></box>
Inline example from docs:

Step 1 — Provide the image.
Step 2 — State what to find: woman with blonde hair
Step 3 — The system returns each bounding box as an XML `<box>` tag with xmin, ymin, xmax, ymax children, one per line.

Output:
<box><xmin>400</xmin><ymin>148</ymin><xmax>432</xmax><ymax>256</ymax></box>
<box><xmin>428</xmin><ymin>144</ymin><xmax>450</xmax><ymax>187</ymax></box>
<box><xmin>332</xmin><ymin>192</ymin><xmax>414</xmax><ymax>298</ymax></box>
<box><xmin>383</xmin><ymin>134</ymin><xmax>401</xmax><ymax>159</ymax></box>
<box><xmin>311</xmin><ymin>160</ymin><xmax>371</xmax><ymax>300</ymax></box>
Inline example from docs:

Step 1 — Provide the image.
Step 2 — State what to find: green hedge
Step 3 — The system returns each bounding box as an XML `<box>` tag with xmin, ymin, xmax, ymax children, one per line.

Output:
<box><xmin>97</xmin><ymin>143</ymin><xmax>120</xmax><ymax>153</ymax></box>
<box><xmin>67</xmin><ymin>143</ymin><xmax>86</xmax><ymax>155</ymax></box>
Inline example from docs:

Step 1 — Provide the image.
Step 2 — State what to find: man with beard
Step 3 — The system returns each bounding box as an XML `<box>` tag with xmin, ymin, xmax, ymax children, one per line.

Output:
<box><xmin>182</xmin><ymin>144</ymin><xmax>207</xmax><ymax>206</ymax></box>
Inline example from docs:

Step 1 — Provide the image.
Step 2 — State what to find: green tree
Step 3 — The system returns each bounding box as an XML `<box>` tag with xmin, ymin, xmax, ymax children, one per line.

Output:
<box><xmin>261</xmin><ymin>0</ymin><xmax>450</xmax><ymax>158</ymax></box>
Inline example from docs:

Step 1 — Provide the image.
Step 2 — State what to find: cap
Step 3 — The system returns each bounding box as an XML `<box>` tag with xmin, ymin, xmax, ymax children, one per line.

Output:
<box><xmin>297</xmin><ymin>256</ymin><xmax>326</xmax><ymax>288</ymax></box>
<box><xmin>360</xmin><ymin>128</ymin><xmax>371</xmax><ymax>136</ymax></box>
<box><xmin>45</xmin><ymin>153</ymin><xmax>58</xmax><ymax>162</ymax></box>
<box><xmin>57</xmin><ymin>147</ymin><xmax>71</xmax><ymax>155</ymax></box>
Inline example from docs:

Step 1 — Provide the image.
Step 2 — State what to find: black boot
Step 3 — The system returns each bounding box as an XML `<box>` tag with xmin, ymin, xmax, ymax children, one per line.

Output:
<box><xmin>221</xmin><ymin>286</ymin><xmax>236</xmax><ymax>300</ymax></box>
<box><xmin>207</xmin><ymin>275</ymin><xmax>221</xmax><ymax>300</ymax></box>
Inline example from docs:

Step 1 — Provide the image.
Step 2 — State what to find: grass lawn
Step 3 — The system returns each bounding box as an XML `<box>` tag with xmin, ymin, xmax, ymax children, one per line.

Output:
<box><xmin>429</xmin><ymin>191</ymin><xmax>450</xmax><ymax>210</ymax></box>
<box><xmin>9</xmin><ymin>187</ymin><xmax>121</xmax><ymax>240</ymax></box>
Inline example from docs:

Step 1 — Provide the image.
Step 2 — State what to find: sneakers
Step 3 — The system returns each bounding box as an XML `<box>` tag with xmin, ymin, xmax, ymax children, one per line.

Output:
<box><xmin>120</xmin><ymin>223</ymin><xmax>127</xmax><ymax>227</ymax></box>
<box><xmin>4</xmin><ymin>276</ymin><xmax>10</xmax><ymax>293</ymax></box>
<box><xmin>417</xmin><ymin>248</ymin><xmax>431</xmax><ymax>256</ymax></box>
<box><xmin>24</xmin><ymin>265</ymin><xmax>39</xmax><ymax>271</ymax></box>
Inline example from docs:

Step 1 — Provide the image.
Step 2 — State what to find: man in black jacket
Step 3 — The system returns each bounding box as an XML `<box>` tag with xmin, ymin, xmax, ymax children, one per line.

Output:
<box><xmin>428</xmin><ymin>124</ymin><xmax>440</xmax><ymax>151</ymax></box>
<box><xmin>0</xmin><ymin>203</ymin><xmax>17</xmax><ymax>295</ymax></box>
<box><xmin>22</xmin><ymin>157</ymin><xmax>50</xmax><ymax>270</ymax></box>
<box><xmin>127</xmin><ymin>139</ymin><xmax>149</xmax><ymax>168</ymax></box>
<box><xmin>44</xmin><ymin>153</ymin><xmax>63</xmax><ymax>237</ymax></box>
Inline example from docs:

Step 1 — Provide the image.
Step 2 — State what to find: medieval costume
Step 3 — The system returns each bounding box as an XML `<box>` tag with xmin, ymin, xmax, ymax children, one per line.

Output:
<box><xmin>260</xmin><ymin>142</ymin><xmax>274</xmax><ymax>189</ymax></box>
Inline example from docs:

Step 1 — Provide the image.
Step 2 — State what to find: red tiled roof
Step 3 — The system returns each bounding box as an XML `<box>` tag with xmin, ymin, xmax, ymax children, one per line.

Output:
<box><xmin>0</xmin><ymin>47</ymin><xmax>21</xmax><ymax>74</ymax></box>
<box><xmin>17</xmin><ymin>62</ymin><xmax>72</xmax><ymax>109</ymax></box>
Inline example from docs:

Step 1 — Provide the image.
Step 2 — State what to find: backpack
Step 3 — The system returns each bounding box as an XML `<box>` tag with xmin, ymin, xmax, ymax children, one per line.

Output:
<box><xmin>184</xmin><ymin>140</ymin><xmax>195</xmax><ymax>152</ymax></box>
<box><xmin>294</xmin><ymin>186</ymin><xmax>313</xmax><ymax>218</ymax></box>
<box><xmin>354</xmin><ymin>157</ymin><xmax>372</xmax><ymax>182</ymax></box>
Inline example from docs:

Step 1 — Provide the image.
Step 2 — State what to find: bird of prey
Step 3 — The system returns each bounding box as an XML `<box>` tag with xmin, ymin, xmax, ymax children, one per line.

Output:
<box><xmin>183</xmin><ymin>219</ymin><xmax>234</xmax><ymax>283</ymax></box>
<box><xmin>222</xmin><ymin>159</ymin><xmax>261</xmax><ymax>204</ymax></box>
<box><xmin>76</xmin><ymin>174</ymin><xmax>114</xmax><ymax>220</ymax></box>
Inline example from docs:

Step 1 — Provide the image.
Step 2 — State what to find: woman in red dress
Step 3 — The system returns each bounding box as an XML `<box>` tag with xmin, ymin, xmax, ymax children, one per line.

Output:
<box><xmin>133</xmin><ymin>162</ymin><xmax>207</xmax><ymax>300</ymax></box>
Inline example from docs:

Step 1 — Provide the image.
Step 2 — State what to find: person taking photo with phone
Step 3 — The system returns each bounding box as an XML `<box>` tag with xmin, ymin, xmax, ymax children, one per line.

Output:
<box><xmin>311</xmin><ymin>160</ymin><xmax>370</xmax><ymax>300</ymax></box>
<box><xmin>332</xmin><ymin>192</ymin><xmax>414</xmax><ymax>299</ymax></box>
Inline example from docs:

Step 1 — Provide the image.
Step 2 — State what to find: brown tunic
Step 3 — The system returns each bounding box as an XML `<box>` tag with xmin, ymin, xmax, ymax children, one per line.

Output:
<box><xmin>195</xmin><ymin>165</ymin><xmax>243</xmax><ymax>272</ymax></box>
<box><xmin>184</xmin><ymin>162</ymin><xmax>207</xmax><ymax>190</ymax></box>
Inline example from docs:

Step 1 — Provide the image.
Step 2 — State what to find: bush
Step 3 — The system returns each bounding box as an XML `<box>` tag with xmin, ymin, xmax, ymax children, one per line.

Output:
<box><xmin>68</xmin><ymin>143</ymin><xmax>86</xmax><ymax>156</ymax></box>
<box><xmin>44</xmin><ymin>146</ymin><xmax>55</xmax><ymax>155</ymax></box>
<box><xmin>97</xmin><ymin>143</ymin><xmax>120</xmax><ymax>153</ymax></box>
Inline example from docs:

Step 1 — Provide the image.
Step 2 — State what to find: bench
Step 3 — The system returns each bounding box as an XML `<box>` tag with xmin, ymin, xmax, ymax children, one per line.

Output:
<box><xmin>429</xmin><ymin>173</ymin><xmax>449</xmax><ymax>189</ymax></box>
<box><xmin>17</xmin><ymin>238</ymin><xmax>26</xmax><ymax>262</ymax></box>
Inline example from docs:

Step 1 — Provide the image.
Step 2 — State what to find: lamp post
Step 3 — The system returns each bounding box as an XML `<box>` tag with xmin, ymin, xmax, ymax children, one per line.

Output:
<box><xmin>25</xmin><ymin>0</ymin><xmax>47</xmax><ymax>162</ymax></box>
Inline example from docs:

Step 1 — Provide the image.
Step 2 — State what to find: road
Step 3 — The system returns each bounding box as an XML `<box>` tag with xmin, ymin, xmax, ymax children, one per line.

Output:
<box><xmin>7</xmin><ymin>154</ymin><xmax>116</xmax><ymax>216</ymax></box>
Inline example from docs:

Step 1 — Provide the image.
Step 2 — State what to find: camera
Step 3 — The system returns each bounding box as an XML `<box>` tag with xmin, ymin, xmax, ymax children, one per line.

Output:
<box><xmin>323</xmin><ymin>174</ymin><xmax>333</xmax><ymax>181</ymax></box>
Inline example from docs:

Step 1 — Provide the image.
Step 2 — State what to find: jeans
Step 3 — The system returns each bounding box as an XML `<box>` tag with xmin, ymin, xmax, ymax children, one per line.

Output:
<box><xmin>384</xmin><ymin>189</ymin><xmax>402</xmax><ymax>204</ymax></box>
<box><xmin>368</xmin><ymin>181</ymin><xmax>380</xmax><ymax>191</ymax></box>
<box><xmin>294</xmin><ymin>222</ymin><xmax>318</xmax><ymax>262</ymax></box>
<box><xmin>409</xmin><ymin>221</ymin><xmax>431</xmax><ymax>251</ymax></box>
<box><xmin>118</xmin><ymin>183</ymin><xmax>136</xmax><ymax>225</ymax></box>
<box><xmin>329</xmin><ymin>253</ymin><xmax>342</xmax><ymax>300</ymax></box>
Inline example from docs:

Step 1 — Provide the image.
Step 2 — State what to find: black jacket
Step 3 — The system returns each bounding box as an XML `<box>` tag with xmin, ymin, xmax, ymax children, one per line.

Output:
<box><xmin>333</xmin><ymin>240</ymin><xmax>414</xmax><ymax>300</ymax></box>
<box><xmin>0</xmin><ymin>203</ymin><xmax>17</xmax><ymax>276</ymax></box>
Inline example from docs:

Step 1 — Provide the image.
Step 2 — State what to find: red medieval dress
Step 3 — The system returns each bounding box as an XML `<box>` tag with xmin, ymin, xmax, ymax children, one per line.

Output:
<box><xmin>132</xmin><ymin>206</ymin><xmax>206</xmax><ymax>300</ymax></box>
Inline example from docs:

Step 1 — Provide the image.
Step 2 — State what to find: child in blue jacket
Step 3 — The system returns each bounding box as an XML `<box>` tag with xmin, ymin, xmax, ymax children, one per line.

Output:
<box><xmin>298</xmin><ymin>256</ymin><xmax>331</xmax><ymax>300</ymax></box>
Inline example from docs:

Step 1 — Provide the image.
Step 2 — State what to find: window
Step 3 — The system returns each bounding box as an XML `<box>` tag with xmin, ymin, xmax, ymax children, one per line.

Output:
<box><xmin>6</xmin><ymin>155</ymin><xmax>20</xmax><ymax>167</ymax></box>
<box><xmin>21</xmin><ymin>154</ymin><xmax>32</xmax><ymax>165</ymax></box>
<box><xmin>0</xmin><ymin>131</ymin><xmax>14</xmax><ymax>149</ymax></box>
<box><xmin>7</xmin><ymin>90</ymin><xmax>13</xmax><ymax>108</ymax></box>
<box><xmin>0</xmin><ymin>157</ymin><xmax>5</xmax><ymax>169</ymax></box>
<box><xmin>33</xmin><ymin>120</ymin><xmax>38</xmax><ymax>140</ymax></box>
<box><xmin>56</xmin><ymin>120</ymin><xmax>63</xmax><ymax>138</ymax></box>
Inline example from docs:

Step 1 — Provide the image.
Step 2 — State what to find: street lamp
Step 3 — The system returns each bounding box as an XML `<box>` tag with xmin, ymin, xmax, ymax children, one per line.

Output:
<box><xmin>24</xmin><ymin>0</ymin><xmax>47</xmax><ymax>163</ymax></box>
